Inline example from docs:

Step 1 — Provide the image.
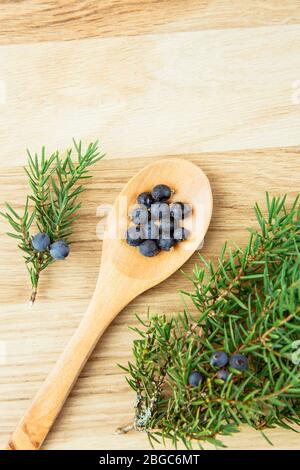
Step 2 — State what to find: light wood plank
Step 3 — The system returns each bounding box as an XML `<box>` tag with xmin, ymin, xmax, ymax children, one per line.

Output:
<box><xmin>0</xmin><ymin>25</ymin><xmax>300</xmax><ymax>166</ymax></box>
<box><xmin>1</xmin><ymin>0</ymin><xmax>300</xmax><ymax>45</ymax></box>
<box><xmin>0</xmin><ymin>149</ymin><xmax>299</xmax><ymax>449</ymax></box>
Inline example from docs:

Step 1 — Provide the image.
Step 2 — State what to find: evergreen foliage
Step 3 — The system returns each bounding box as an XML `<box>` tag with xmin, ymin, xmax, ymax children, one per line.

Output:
<box><xmin>122</xmin><ymin>194</ymin><xmax>300</xmax><ymax>448</ymax></box>
<box><xmin>0</xmin><ymin>140</ymin><xmax>103</xmax><ymax>303</ymax></box>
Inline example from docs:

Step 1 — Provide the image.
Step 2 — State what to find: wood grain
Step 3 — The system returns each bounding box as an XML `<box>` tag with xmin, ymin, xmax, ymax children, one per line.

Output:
<box><xmin>1</xmin><ymin>0</ymin><xmax>300</xmax><ymax>45</ymax></box>
<box><xmin>0</xmin><ymin>149</ymin><xmax>299</xmax><ymax>449</ymax></box>
<box><xmin>1</xmin><ymin>0</ymin><xmax>300</xmax><ymax>450</ymax></box>
<box><xmin>1</xmin><ymin>24</ymin><xmax>300</xmax><ymax>165</ymax></box>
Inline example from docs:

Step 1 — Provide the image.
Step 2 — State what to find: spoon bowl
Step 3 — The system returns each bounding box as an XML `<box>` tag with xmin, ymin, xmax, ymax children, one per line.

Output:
<box><xmin>103</xmin><ymin>158</ymin><xmax>212</xmax><ymax>285</ymax></box>
<box><xmin>7</xmin><ymin>158</ymin><xmax>212</xmax><ymax>450</ymax></box>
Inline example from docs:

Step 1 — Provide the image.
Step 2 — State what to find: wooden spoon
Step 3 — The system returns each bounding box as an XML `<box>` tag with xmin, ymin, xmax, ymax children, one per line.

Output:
<box><xmin>7</xmin><ymin>158</ymin><xmax>213</xmax><ymax>450</ymax></box>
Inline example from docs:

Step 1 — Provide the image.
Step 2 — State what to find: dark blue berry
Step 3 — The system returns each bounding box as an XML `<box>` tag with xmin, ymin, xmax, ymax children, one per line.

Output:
<box><xmin>50</xmin><ymin>240</ymin><xmax>70</xmax><ymax>260</ymax></box>
<box><xmin>151</xmin><ymin>184</ymin><xmax>172</xmax><ymax>202</ymax></box>
<box><xmin>151</xmin><ymin>202</ymin><xmax>170</xmax><ymax>220</ymax></box>
<box><xmin>173</xmin><ymin>226</ymin><xmax>189</xmax><ymax>241</ymax></box>
<box><xmin>142</xmin><ymin>221</ymin><xmax>159</xmax><ymax>240</ymax></box>
<box><xmin>126</xmin><ymin>225</ymin><xmax>143</xmax><ymax>246</ymax></box>
<box><xmin>170</xmin><ymin>202</ymin><xmax>192</xmax><ymax>220</ymax></box>
<box><xmin>160</xmin><ymin>217</ymin><xmax>175</xmax><ymax>238</ymax></box>
<box><xmin>137</xmin><ymin>192</ymin><xmax>153</xmax><ymax>209</ymax></box>
<box><xmin>32</xmin><ymin>232</ymin><xmax>51</xmax><ymax>252</ymax></box>
<box><xmin>216</xmin><ymin>369</ymin><xmax>230</xmax><ymax>382</ymax></box>
<box><xmin>210</xmin><ymin>351</ymin><xmax>228</xmax><ymax>368</ymax></box>
<box><xmin>229</xmin><ymin>353</ymin><xmax>248</xmax><ymax>371</ymax></box>
<box><xmin>188</xmin><ymin>371</ymin><xmax>203</xmax><ymax>387</ymax></box>
<box><xmin>139</xmin><ymin>240</ymin><xmax>160</xmax><ymax>257</ymax></box>
<box><xmin>130</xmin><ymin>206</ymin><xmax>149</xmax><ymax>225</ymax></box>
<box><xmin>158</xmin><ymin>237</ymin><xmax>176</xmax><ymax>251</ymax></box>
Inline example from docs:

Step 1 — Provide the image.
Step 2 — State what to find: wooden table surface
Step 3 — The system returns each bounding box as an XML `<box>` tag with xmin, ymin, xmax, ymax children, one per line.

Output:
<box><xmin>0</xmin><ymin>1</ymin><xmax>300</xmax><ymax>450</ymax></box>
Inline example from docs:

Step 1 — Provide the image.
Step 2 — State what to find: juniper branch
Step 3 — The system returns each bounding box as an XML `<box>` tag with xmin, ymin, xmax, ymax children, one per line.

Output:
<box><xmin>0</xmin><ymin>140</ymin><xmax>104</xmax><ymax>304</ymax></box>
<box><xmin>123</xmin><ymin>193</ymin><xmax>300</xmax><ymax>448</ymax></box>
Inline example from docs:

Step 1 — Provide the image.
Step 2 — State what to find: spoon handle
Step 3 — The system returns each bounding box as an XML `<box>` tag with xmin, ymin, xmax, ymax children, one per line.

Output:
<box><xmin>6</xmin><ymin>272</ymin><xmax>138</xmax><ymax>450</ymax></box>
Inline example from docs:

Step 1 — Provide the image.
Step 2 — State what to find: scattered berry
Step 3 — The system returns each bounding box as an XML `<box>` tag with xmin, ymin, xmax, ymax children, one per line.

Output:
<box><xmin>126</xmin><ymin>225</ymin><xmax>143</xmax><ymax>246</ymax></box>
<box><xmin>151</xmin><ymin>202</ymin><xmax>170</xmax><ymax>220</ymax></box>
<box><xmin>50</xmin><ymin>240</ymin><xmax>70</xmax><ymax>259</ymax></box>
<box><xmin>32</xmin><ymin>232</ymin><xmax>51</xmax><ymax>252</ymax></box>
<box><xmin>210</xmin><ymin>350</ymin><xmax>228</xmax><ymax>368</ymax></box>
<box><xmin>173</xmin><ymin>227</ymin><xmax>189</xmax><ymax>241</ymax></box>
<box><xmin>142</xmin><ymin>221</ymin><xmax>159</xmax><ymax>240</ymax></box>
<box><xmin>216</xmin><ymin>369</ymin><xmax>230</xmax><ymax>382</ymax></box>
<box><xmin>188</xmin><ymin>371</ymin><xmax>203</xmax><ymax>387</ymax></box>
<box><xmin>139</xmin><ymin>240</ymin><xmax>160</xmax><ymax>257</ymax></box>
<box><xmin>229</xmin><ymin>353</ymin><xmax>248</xmax><ymax>371</ymax></box>
<box><xmin>130</xmin><ymin>206</ymin><xmax>149</xmax><ymax>225</ymax></box>
<box><xmin>137</xmin><ymin>191</ymin><xmax>153</xmax><ymax>209</ymax></box>
<box><xmin>170</xmin><ymin>202</ymin><xmax>191</xmax><ymax>220</ymax></box>
<box><xmin>151</xmin><ymin>184</ymin><xmax>172</xmax><ymax>202</ymax></box>
<box><xmin>158</xmin><ymin>237</ymin><xmax>176</xmax><ymax>251</ymax></box>
<box><xmin>50</xmin><ymin>240</ymin><xmax>70</xmax><ymax>260</ymax></box>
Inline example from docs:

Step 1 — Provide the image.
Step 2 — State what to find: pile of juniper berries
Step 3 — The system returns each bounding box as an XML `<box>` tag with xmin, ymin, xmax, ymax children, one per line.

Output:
<box><xmin>126</xmin><ymin>184</ymin><xmax>192</xmax><ymax>257</ymax></box>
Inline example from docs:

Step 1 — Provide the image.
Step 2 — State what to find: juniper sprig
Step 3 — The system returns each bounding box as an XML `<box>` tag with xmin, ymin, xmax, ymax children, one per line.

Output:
<box><xmin>122</xmin><ymin>193</ymin><xmax>300</xmax><ymax>448</ymax></box>
<box><xmin>0</xmin><ymin>140</ymin><xmax>104</xmax><ymax>304</ymax></box>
